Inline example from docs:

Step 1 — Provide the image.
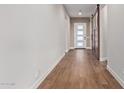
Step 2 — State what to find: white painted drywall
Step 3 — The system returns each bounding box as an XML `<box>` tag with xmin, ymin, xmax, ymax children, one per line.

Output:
<box><xmin>100</xmin><ymin>5</ymin><xmax>108</xmax><ymax>61</ymax></box>
<box><xmin>107</xmin><ymin>5</ymin><xmax>124</xmax><ymax>86</ymax></box>
<box><xmin>64</xmin><ymin>8</ymin><xmax>70</xmax><ymax>52</ymax></box>
<box><xmin>89</xmin><ymin>18</ymin><xmax>92</xmax><ymax>49</ymax></box>
<box><xmin>0</xmin><ymin>4</ymin><xmax>69</xmax><ymax>88</ymax></box>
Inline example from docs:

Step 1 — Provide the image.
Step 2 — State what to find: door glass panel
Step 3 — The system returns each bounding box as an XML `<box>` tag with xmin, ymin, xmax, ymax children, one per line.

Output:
<box><xmin>77</xmin><ymin>42</ymin><xmax>83</xmax><ymax>47</ymax></box>
<box><xmin>77</xmin><ymin>25</ymin><xmax>83</xmax><ymax>30</ymax></box>
<box><xmin>77</xmin><ymin>31</ymin><xmax>83</xmax><ymax>35</ymax></box>
<box><xmin>77</xmin><ymin>36</ymin><xmax>83</xmax><ymax>41</ymax></box>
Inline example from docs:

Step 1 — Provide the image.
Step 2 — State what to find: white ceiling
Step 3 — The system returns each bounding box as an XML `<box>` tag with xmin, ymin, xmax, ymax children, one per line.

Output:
<box><xmin>64</xmin><ymin>4</ymin><xmax>97</xmax><ymax>17</ymax></box>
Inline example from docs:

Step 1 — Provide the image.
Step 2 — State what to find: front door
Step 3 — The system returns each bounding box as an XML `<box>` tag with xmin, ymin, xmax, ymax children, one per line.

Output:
<box><xmin>74</xmin><ymin>23</ymin><xmax>87</xmax><ymax>48</ymax></box>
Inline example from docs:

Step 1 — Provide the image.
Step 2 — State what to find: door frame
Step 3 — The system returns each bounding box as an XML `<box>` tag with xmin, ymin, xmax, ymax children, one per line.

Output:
<box><xmin>74</xmin><ymin>23</ymin><xmax>87</xmax><ymax>49</ymax></box>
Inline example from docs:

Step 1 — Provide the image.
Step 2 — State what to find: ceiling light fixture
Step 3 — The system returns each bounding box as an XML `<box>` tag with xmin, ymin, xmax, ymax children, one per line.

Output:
<box><xmin>78</xmin><ymin>10</ymin><xmax>82</xmax><ymax>15</ymax></box>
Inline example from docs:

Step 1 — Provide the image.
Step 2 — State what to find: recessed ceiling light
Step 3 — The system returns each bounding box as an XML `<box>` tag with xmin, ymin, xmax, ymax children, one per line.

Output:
<box><xmin>78</xmin><ymin>10</ymin><xmax>82</xmax><ymax>15</ymax></box>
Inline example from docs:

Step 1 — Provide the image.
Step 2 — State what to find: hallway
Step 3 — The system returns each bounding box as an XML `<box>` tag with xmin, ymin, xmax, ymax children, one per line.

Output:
<box><xmin>1</xmin><ymin>4</ymin><xmax>124</xmax><ymax>89</ymax></box>
<box><xmin>38</xmin><ymin>49</ymin><xmax>122</xmax><ymax>89</ymax></box>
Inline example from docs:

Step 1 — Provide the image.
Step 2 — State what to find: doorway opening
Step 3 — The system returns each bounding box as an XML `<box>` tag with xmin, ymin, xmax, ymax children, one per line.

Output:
<box><xmin>74</xmin><ymin>23</ymin><xmax>87</xmax><ymax>49</ymax></box>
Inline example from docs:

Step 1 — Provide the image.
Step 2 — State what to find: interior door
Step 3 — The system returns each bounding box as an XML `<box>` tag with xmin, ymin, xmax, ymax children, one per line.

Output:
<box><xmin>74</xmin><ymin>23</ymin><xmax>87</xmax><ymax>48</ymax></box>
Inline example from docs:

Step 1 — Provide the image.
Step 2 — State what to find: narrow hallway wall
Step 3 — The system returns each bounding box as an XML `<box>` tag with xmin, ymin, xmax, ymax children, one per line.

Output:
<box><xmin>100</xmin><ymin>5</ymin><xmax>108</xmax><ymax>61</ymax></box>
<box><xmin>107</xmin><ymin>4</ymin><xmax>124</xmax><ymax>87</ymax></box>
<box><xmin>0</xmin><ymin>5</ymin><xmax>70</xmax><ymax>88</ymax></box>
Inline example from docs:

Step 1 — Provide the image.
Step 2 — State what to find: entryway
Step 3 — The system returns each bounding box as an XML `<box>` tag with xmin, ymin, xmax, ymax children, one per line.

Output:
<box><xmin>74</xmin><ymin>23</ymin><xmax>87</xmax><ymax>49</ymax></box>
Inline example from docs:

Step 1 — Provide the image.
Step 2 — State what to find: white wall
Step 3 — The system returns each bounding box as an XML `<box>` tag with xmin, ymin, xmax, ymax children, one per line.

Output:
<box><xmin>89</xmin><ymin>18</ymin><xmax>92</xmax><ymax>49</ymax></box>
<box><xmin>107</xmin><ymin>4</ymin><xmax>124</xmax><ymax>87</ymax></box>
<box><xmin>64</xmin><ymin>9</ymin><xmax>70</xmax><ymax>52</ymax></box>
<box><xmin>0</xmin><ymin>4</ymin><xmax>70</xmax><ymax>88</ymax></box>
<box><xmin>100</xmin><ymin>5</ymin><xmax>108</xmax><ymax>61</ymax></box>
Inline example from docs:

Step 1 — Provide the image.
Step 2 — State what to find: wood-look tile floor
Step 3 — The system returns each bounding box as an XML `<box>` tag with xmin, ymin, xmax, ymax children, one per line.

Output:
<box><xmin>38</xmin><ymin>49</ymin><xmax>122</xmax><ymax>89</ymax></box>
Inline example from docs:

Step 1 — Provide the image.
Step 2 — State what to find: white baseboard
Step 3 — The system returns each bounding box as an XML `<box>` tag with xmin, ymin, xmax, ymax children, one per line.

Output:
<box><xmin>100</xmin><ymin>57</ymin><xmax>107</xmax><ymax>61</ymax></box>
<box><xmin>65</xmin><ymin>49</ymin><xmax>69</xmax><ymax>53</ymax></box>
<box><xmin>30</xmin><ymin>53</ymin><xmax>65</xmax><ymax>89</ymax></box>
<box><xmin>107</xmin><ymin>65</ymin><xmax>124</xmax><ymax>88</ymax></box>
<box><xmin>70</xmin><ymin>47</ymin><xmax>74</xmax><ymax>50</ymax></box>
<box><xmin>86</xmin><ymin>47</ymin><xmax>92</xmax><ymax>49</ymax></box>
<box><xmin>70</xmin><ymin>47</ymin><xmax>92</xmax><ymax>49</ymax></box>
